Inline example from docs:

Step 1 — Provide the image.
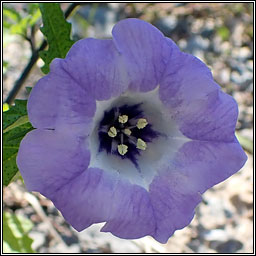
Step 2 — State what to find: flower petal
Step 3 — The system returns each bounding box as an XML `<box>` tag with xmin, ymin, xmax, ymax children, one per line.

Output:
<box><xmin>150</xmin><ymin>170</ymin><xmax>202</xmax><ymax>243</ymax></box>
<box><xmin>172</xmin><ymin>139</ymin><xmax>247</xmax><ymax>194</ymax></box>
<box><xmin>149</xmin><ymin>138</ymin><xmax>247</xmax><ymax>243</ymax></box>
<box><xmin>61</xmin><ymin>38</ymin><xmax>129</xmax><ymax>100</ymax></box>
<box><xmin>112</xmin><ymin>19</ymin><xmax>175</xmax><ymax>92</ymax></box>
<box><xmin>160</xmin><ymin>46</ymin><xmax>238</xmax><ymax>142</ymax></box>
<box><xmin>51</xmin><ymin>168</ymin><xmax>156</xmax><ymax>239</ymax></box>
<box><xmin>28</xmin><ymin>59</ymin><xmax>96</xmax><ymax>133</ymax></box>
<box><xmin>16</xmin><ymin>129</ymin><xmax>90</xmax><ymax>198</ymax></box>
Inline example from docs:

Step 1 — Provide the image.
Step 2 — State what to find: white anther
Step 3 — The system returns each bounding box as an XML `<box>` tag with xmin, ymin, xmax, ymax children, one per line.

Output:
<box><xmin>118</xmin><ymin>144</ymin><xmax>128</xmax><ymax>155</ymax></box>
<box><xmin>136</xmin><ymin>138</ymin><xmax>147</xmax><ymax>150</ymax></box>
<box><xmin>108</xmin><ymin>126</ymin><xmax>117</xmax><ymax>138</ymax></box>
<box><xmin>118</xmin><ymin>115</ymin><xmax>128</xmax><ymax>124</ymax></box>
<box><xmin>124</xmin><ymin>128</ymin><xmax>132</xmax><ymax>136</ymax></box>
<box><xmin>136</xmin><ymin>118</ymin><xmax>148</xmax><ymax>129</ymax></box>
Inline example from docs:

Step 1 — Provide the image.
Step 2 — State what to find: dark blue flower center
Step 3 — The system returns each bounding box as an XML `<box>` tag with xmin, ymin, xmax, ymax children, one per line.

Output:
<box><xmin>98</xmin><ymin>104</ymin><xmax>159</xmax><ymax>167</ymax></box>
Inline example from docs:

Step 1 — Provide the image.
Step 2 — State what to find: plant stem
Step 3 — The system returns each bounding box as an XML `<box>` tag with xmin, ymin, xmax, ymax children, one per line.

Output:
<box><xmin>5</xmin><ymin>3</ymin><xmax>79</xmax><ymax>104</ymax></box>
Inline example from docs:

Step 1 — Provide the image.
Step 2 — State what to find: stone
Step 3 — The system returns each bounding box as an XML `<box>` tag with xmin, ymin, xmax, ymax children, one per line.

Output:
<box><xmin>30</xmin><ymin>231</ymin><xmax>46</xmax><ymax>250</ymax></box>
<box><xmin>216</xmin><ymin>239</ymin><xmax>243</xmax><ymax>253</ymax></box>
<box><xmin>203</xmin><ymin>229</ymin><xmax>229</xmax><ymax>242</ymax></box>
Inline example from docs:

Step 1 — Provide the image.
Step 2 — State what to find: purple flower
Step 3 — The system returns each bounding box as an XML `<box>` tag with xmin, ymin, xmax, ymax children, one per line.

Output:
<box><xmin>17</xmin><ymin>19</ymin><xmax>247</xmax><ymax>243</ymax></box>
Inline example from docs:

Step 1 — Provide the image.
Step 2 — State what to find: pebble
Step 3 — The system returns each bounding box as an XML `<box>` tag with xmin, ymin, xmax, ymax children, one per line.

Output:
<box><xmin>219</xmin><ymin>68</ymin><xmax>231</xmax><ymax>84</ymax></box>
<box><xmin>30</xmin><ymin>231</ymin><xmax>46</xmax><ymax>250</ymax></box>
<box><xmin>77</xmin><ymin>224</ymin><xmax>142</xmax><ymax>253</ymax></box>
<box><xmin>186</xmin><ymin>35</ymin><xmax>210</xmax><ymax>53</ymax></box>
<box><xmin>232</xmin><ymin>47</ymin><xmax>252</xmax><ymax>60</ymax></box>
<box><xmin>215</xmin><ymin>239</ymin><xmax>243</xmax><ymax>253</ymax></box>
<box><xmin>203</xmin><ymin>229</ymin><xmax>229</xmax><ymax>242</ymax></box>
<box><xmin>48</xmin><ymin>243</ymin><xmax>81</xmax><ymax>253</ymax></box>
<box><xmin>155</xmin><ymin>16</ymin><xmax>177</xmax><ymax>35</ymax></box>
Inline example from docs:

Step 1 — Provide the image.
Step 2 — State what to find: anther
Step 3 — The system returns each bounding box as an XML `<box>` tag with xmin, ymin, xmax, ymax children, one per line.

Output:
<box><xmin>118</xmin><ymin>144</ymin><xmax>128</xmax><ymax>155</ymax></box>
<box><xmin>136</xmin><ymin>138</ymin><xmax>147</xmax><ymax>150</ymax></box>
<box><xmin>124</xmin><ymin>128</ymin><xmax>132</xmax><ymax>136</ymax></box>
<box><xmin>118</xmin><ymin>115</ymin><xmax>128</xmax><ymax>124</ymax></box>
<box><xmin>136</xmin><ymin>118</ymin><xmax>148</xmax><ymax>129</ymax></box>
<box><xmin>108</xmin><ymin>126</ymin><xmax>117</xmax><ymax>138</ymax></box>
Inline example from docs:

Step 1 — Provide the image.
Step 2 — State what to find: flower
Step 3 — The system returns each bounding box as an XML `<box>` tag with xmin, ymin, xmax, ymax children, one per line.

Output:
<box><xmin>17</xmin><ymin>18</ymin><xmax>247</xmax><ymax>243</ymax></box>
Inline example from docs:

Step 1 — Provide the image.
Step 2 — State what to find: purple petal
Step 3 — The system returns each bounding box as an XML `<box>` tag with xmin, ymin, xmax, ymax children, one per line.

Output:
<box><xmin>172</xmin><ymin>139</ymin><xmax>247</xmax><ymax>194</ymax></box>
<box><xmin>51</xmin><ymin>168</ymin><xmax>156</xmax><ymax>239</ymax></box>
<box><xmin>16</xmin><ymin>129</ymin><xmax>90</xmax><ymax>198</ymax></box>
<box><xmin>149</xmin><ymin>138</ymin><xmax>246</xmax><ymax>243</ymax></box>
<box><xmin>160</xmin><ymin>47</ymin><xmax>238</xmax><ymax>142</ymax></box>
<box><xmin>61</xmin><ymin>38</ymin><xmax>129</xmax><ymax>100</ymax></box>
<box><xmin>28</xmin><ymin>59</ymin><xmax>96</xmax><ymax>133</ymax></box>
<box><xmin>150</xmin><ymin>170</ymin><xmax>202</xmax><ymax>243</ymax></box>
<box><xmin>112</xmin><ymin>19</ymin><xmax>176</xmax><ymax>92</ymax></box>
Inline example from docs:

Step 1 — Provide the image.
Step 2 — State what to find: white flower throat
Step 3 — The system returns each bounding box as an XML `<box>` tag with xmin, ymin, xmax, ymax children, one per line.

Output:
<box><xmin>89</xmin><ymin>87</ymin><xmax>189</xmax><ymax>189</ymax></box>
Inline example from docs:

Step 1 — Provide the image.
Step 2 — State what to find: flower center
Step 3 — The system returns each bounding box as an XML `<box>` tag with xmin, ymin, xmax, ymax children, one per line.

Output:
<box><xmin>89</xmin><ymin>87</ymin><xmax>189</xmax><ymax>189</ymax></box>
<box><xmin>98</xmin><ymin>104</ymin><xmax>159</xmax><ymax>167</ymax></box>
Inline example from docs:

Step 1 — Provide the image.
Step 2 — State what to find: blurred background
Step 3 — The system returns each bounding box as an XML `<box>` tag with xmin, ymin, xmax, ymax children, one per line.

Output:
<box><xmin>3</xmin><ymin>2</ymin><xmax>253</xmax><ymax>253</ymax></box>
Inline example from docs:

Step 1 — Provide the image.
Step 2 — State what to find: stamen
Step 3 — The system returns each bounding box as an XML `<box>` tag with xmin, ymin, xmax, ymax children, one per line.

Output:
<box><xmin>127</xmin><ymin>135</ymin><xmax>138</xmax><ymax>145</ymax></box>
<box><xmin>108</xmin><ymin>126</ymin><xmax>117</xmax><ymax>138</ymax></box>
<box><xmin>118</xmin><ymin>144</ymin><xmax>128</xmax><ymax>155</ymax></box>
<box><xmin>125</xmin><ymin>125</ymin><xmax>137</xmax><ymax>130</ymax></box>
<box><xmin>111</xmin><ymin>139</ymin><xmax>118</xmax><ymax>154</ymax></box>
<box><xmin>98</xmin><ymin>103</ymin><xmax>159</xmax><ymax>167</ymax></box>
<box><xmin>136</xmin><ymin>118</ymin><xmax>148</xmax><ymax>129</ymax></box>
<box><xmin>121</xmin><ymin>133</ymin><xmax>124</xmax><ymax>144</ymax></box>
<box><xmin>136</xmin><ymin>138</ymin><xmax>147</xmax><ymax>150</ymax></box>
<box><xmin>124</xmin><ymin>128</ymin><xmax>132</xmax><ymax>136</ymax></box>
<box><xmin>118</xmin><ymin>115</ymin><xmax>128</xmax><ymax>124</ymax></box>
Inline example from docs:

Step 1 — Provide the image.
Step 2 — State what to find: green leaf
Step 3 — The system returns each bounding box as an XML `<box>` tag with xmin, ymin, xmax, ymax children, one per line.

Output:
<box><xmin>3</xmin><ymin>4</ymin><xmax>41</xmax><ymax>37</ymax></box>
<box><xmin>39</xmin><ymin>3</ymin><xmax>75</xmax><ymax>74</ymax></box>
<box><xmin>217</xmin><ymin>26</ymin><xmax>230</xmax><ymax>41</ymax></box>
<box><xmin>3</xmin><ymin>100</ymin><xmax>28</xmax><ymax>130</ymax></box>
<box><xmin>10</xmin><ymin>171</ymin><xmax>24</xmax><ymax>183</ymax></box>
<box><xmin>3</xmin><ymin>6</ymin><xmax>21</xmax><ymax>23</ymax></box>
<box><xmin>3</xmin><ymin>20</ymin><xmax>12</xmax><ymax>29</ymax></box>
<box><xmin>26</xmin><ymin>86</ymin><xmax>33</xmax><ymax>94</ymax></box>
<box><xmin>28</xmin><ymin>6</ymin><xmax>41</xmax><ymax>27</ymax></box>
<box><xmin>4</xmin><ymin>115</ymin><xmax>29</xmax><ymax>133</ymax></box>
<box><xmin>3</xmin><ymin>122</ymin><xmax>33</xmax><ymax>186</ymax></box>
<box><xmin>3</xmin><ymin>60</ymin><xmax>9</xmax><ymax>74</ymax></box>
<box><xmin>3</xmin><ymin>6</ymin><xmax>21</xmax><ymax>31</ymax></box>
<box><xmin>3</xmin><ymin>99</ymin><xmax>34</xmax><ymax>186</ymax></box>
<box><xmin>236</xmin><ymin>132</ymin><xmax>253</xmax><ymax>154</ymax></box>
<box><xmin>3</xmin><ymin>211</ymin><xmax>35</xmax><ymax>253</ymax></box>
<box><xmin>3</xmin><ymin>103</ymin><xmax>9</xmax><ymax>112</ymax></box>
<box><xmin>10</xmin><ymin>16</ymin><xmax>31</xmax><ymax>35</ymax></box>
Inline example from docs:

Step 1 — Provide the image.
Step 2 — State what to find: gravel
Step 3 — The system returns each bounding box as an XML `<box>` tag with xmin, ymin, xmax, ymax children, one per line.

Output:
<box><xmin>3</xmin><ymin>2</ymin><xmax>253</xmax><ymax>253</ymax></box>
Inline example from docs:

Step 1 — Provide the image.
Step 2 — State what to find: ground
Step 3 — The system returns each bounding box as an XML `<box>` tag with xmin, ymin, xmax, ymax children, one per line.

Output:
<box><xmin>3</xmin><ymin>3</ymin><xmax>253</xmax><ymax>253</ymax></box>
